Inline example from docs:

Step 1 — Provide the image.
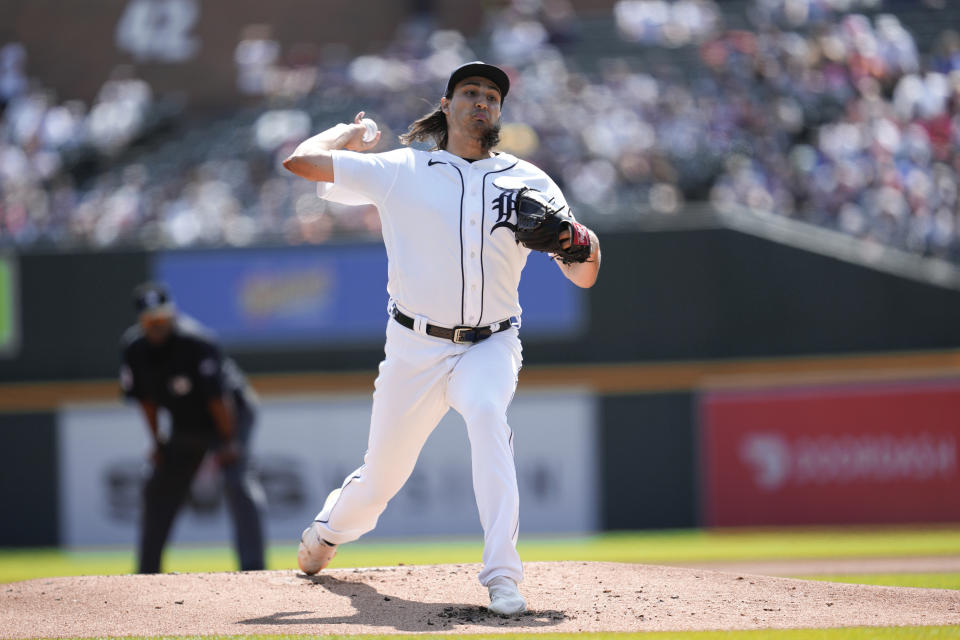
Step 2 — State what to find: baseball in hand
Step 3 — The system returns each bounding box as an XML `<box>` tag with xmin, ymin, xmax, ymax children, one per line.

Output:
<box><xmin>361</xmin><ymin>118</ymin><xmax>378</xmax><ymax>142</ymax></box>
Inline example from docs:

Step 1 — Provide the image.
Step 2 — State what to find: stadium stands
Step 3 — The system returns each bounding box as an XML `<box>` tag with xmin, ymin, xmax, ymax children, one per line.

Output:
<box><xmin>1</xmin><ymin>0</ymin><xmax>959</xmax><ymax>262</ymax></box>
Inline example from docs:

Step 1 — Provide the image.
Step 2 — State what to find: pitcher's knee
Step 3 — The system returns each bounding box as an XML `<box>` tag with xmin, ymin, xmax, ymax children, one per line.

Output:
<box><xmin>460</xmin><ymin>399</ymin><xmax>508</xmax><ymax>429</ymax></box>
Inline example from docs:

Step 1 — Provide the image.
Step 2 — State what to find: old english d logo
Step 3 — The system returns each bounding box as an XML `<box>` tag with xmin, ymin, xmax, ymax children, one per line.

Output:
<box><xmin>491</xmin><ymin>188</ymin><xmax>518</xmax><ymax>234</ymax></box>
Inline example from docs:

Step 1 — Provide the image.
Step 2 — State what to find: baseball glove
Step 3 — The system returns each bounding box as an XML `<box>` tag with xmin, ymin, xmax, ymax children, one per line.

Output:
<box><xmin>513</xmin><ymin>188</ymin><xmax>594</xmax><ymax>264</ymax></box>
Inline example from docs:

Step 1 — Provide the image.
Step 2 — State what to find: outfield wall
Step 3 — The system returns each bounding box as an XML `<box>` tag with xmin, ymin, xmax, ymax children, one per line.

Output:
<box><xmin>700</xmin><ymin>379</ymin><xmax>960</xmax><ymax>527</ymax></box>
<box><xmin>55</xmin><ymin>390</ymin><xmax>598</xmax><ymax>547</ymax></box>
<box><xmin>3</xmin><ymin>227</ymin><xmax>960</xmax><ymax>545</ymax></box>
<box><xmin>4</xmin><ymin>228</ymin><xmax>960</xmax><ymax>383</ymax></box>
<box><xmin>0</xmin><ymin>412</ymin><xmax>59</xmax><ymax>546</ymax></box>
<box><xmin>4</xmin><ymin>368</ymin><xmax>960</xmax><ymax>547</ymax></box>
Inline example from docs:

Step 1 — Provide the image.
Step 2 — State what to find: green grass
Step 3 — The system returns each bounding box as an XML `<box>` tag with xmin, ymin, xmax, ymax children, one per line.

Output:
<box><xmin>41</xmin><ymin>627</ymin><xmax>960</xmax><ymax>639</ymax></box>
<box><xmin>336</xmin><ymin>527</ymin><xmax>960</xmax><ymax>568</ymax></box>
<box><xmin>3</xmin><ymin>527</ymin><xmax>960</xmax><ymax>584</ymax></box>
<box><xmin>799</xmin><ymin>573</ymin><xmax>960</xmax><ymax>590</ymax></box>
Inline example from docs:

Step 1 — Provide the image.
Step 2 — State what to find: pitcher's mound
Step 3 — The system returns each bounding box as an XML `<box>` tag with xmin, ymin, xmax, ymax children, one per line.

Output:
<box><xmin>2</xmin><ymin>561</ymin><xmax>958</xmax><ymax>638</ymax></box>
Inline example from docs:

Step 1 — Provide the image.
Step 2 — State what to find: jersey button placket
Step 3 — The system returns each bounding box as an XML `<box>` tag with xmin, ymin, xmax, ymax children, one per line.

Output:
<box><xmin>462</xmin><ymin>174</ymin><xmax>484</xmax><ymax>326</ymax></box>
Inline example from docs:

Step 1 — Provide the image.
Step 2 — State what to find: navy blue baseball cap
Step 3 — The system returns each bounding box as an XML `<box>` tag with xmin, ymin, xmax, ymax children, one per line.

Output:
<box><xmin>444</xmin><ymin>61</ymin><xmax>510</xmax><ymax>101</ymax></box>
<box><xmin>133</xmin><ymin>282</ymin><xmax>175</xmax><ymax>315</ymax></box>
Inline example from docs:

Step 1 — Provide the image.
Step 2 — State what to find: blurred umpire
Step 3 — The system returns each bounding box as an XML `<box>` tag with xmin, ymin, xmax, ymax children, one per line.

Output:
<box><xmin>120</xmin><ymin>282</ymin><xmax>265</xmax><ymax>573</ymax></box>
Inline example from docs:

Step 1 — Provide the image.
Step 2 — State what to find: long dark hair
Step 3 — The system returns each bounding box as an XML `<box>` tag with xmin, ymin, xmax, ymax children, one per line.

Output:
<box><xmin>399</xmin><ymin>105</ymin><xmax>448</xmax><ymax>150</ymax></box>
<box><xmin>399</xmin><ymin>103</ymin><xmax>501</xmax><ymax>152</ymax></box>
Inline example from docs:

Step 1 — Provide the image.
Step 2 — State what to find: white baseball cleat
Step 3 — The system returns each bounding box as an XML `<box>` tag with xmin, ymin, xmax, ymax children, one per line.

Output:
<box><xmin>297</xmin><ymin>523</ymin><xmax>337</xmax><ymax>575</ymax></box>
<box><xmin>487</xmin><ymin>576</ymin><xmax>526</xmax><ymax>616</ymax></box>
<box><xmin>297</xmin><ymin>489</ymin><xmax>342</xmax><ymax>575</ymax></box>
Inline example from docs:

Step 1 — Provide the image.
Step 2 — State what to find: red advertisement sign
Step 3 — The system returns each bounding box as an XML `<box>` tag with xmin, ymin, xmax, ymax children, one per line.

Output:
<box><xmin>701</xmin><ymin>379</ymin><xmax>960</xmax><ymax>526</ymax></box>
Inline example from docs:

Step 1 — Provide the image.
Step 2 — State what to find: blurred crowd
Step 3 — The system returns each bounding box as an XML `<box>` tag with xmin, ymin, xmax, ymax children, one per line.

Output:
<box><xmin>0</xmin><ymin>42</ymin><xmax>169</xmax><ymax>247</ymax></box>
<box><xmin>707</xmin><ymin>3</ymin><xmax>960</xmax><ymax>259</ymax></box>
<box><xmin>613</xmin><ymin>0</ymin><xmax>721</xmax><ymax>47</ymax></box>
<box><xmin>2</xmin><ymin>0</ymin><xmax>960</xmax><ymax>261</ymax></box>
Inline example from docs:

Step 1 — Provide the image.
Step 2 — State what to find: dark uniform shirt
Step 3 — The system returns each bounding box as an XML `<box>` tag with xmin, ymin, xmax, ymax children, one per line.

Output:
<box><xmin>120</xmin><ymin>315</ymin><xmax>251</xmax><ymax>436</ymax></box>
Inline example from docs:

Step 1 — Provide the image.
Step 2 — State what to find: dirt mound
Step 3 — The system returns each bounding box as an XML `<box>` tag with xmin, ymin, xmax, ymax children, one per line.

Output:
<box><xmin>2</xmin><ymin>561</ymin><xmax>958</xmax><ymax>638</ymax></box>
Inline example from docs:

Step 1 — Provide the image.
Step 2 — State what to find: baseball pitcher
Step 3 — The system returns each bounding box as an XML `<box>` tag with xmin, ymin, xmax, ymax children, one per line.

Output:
<box><xmin>282</xmin><ymin>61</ymin><xmax>600</xmax><ymax>615</ymax></box>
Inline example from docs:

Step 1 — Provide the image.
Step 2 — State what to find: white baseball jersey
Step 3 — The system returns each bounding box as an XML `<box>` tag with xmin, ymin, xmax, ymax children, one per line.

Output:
<box><xmin>304</xmin><ymin>144</ymin><xmax>572</xmax><ymax>589</ymax></box>
<box><xmin>318</xmin><ymin>147</ymin><xmax>569</xmax><ymax>328</ymax></box>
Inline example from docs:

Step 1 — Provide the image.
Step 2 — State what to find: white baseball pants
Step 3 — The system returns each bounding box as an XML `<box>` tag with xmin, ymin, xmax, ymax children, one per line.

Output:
<box><xmin>312</xmin><ymin>317</ymin><xmax>524</xmax><ymax>586</ymax></box>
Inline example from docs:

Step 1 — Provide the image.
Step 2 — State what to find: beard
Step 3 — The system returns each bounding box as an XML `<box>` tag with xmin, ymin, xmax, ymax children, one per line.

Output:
<box><xmin>479</xmin><ymin>121</ymin><xmax>501</xmax><ymax>153</ymax></box>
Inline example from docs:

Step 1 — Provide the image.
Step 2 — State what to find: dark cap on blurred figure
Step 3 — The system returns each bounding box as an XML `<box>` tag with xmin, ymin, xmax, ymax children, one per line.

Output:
<box><xmin>133</xmin><ymin>282</ymin><xmax>175</xmax><ymax>316</ymax></box>
<box><xmin>444</xmin><ymin>61</ymin><xmax>510</xmax><ymax>101</ymax></box>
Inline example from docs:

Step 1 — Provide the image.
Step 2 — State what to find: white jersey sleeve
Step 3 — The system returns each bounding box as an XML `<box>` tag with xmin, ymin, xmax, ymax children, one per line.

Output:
<box><xmin>330</xmin><ymin>148</ymin><xmax>407</xmax><ymax>206</ymax></box>
<box><xmin>512</xmin><ymin>159</ymin><xmax>574</xmax><ymax>220</ymax></box>
<box><xmin>316</xmin><ymin>182</ymin><xmax>373</xmax><ymax>206</ymax></box>
<box><xmin>541</xmin><ymin>174</ymin><xmax>572</xmax><ymax>219</ymax></box>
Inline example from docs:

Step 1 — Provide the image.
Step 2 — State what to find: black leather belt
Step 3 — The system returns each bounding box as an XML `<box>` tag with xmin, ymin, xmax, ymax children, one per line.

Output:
<box><xmin>392</xmin><ymin>308</ymin><xmax>514</xmax><ymax>344</ymax></box>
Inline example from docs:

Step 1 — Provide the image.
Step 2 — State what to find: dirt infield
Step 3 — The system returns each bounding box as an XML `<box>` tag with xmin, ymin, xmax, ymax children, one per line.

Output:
<box><xmin>2</xmin><ymin>561</ymin><xmax>958</xmax><ymax>638</ymax></box>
